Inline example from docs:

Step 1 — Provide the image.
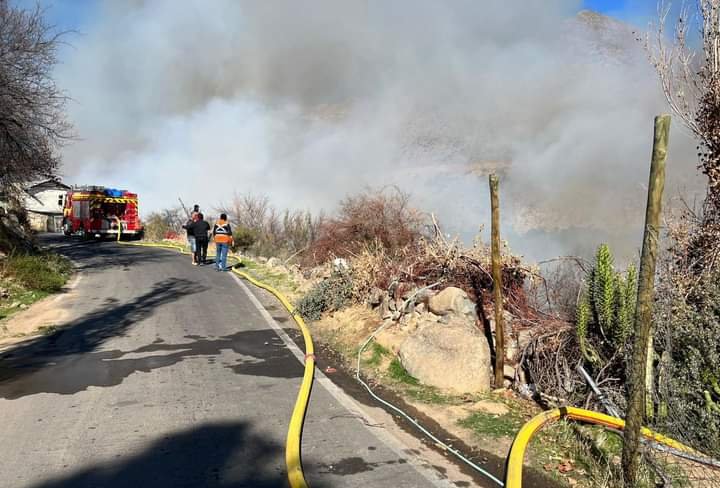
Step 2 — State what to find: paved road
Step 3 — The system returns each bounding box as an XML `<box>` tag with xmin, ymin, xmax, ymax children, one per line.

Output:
<box><xmin>0</xmin><ymin>235</ymin><xmax>451</xmax><ymax>488</ymax></box>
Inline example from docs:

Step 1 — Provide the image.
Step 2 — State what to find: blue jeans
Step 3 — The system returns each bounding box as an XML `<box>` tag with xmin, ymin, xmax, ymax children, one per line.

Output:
<box><xmin>215</xmin><ymin>243</ymin><xmax>229</xmax><ymax>270</ymax></box>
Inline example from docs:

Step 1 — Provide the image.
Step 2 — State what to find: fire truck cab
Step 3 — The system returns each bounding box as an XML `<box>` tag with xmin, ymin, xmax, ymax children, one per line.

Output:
<box><xmin>62</xmin><ymin>186</ymin><xmax>144</xmax><ymax>240</ymax></box>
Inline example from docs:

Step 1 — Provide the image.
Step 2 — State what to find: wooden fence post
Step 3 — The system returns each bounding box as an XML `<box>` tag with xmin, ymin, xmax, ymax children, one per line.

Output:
<box><xmin>489</xmin><ymin>174</ymin><xmax>505</xmax><ymax>388</ymax></box>
<box><xmin>621</xmin><ymin>114</ymin><xmax>670</xmax><ymax>486</ymax></box>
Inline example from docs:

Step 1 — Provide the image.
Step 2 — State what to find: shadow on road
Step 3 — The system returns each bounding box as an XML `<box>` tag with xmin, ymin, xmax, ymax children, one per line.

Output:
<box><xmin>41</xmin><ymin>236</ymin><xmax>170</xmax><ymax>272</ymax></box>
<box><xmin>0</xmin><ymin>278</ymin><xmax>206</xmax><ymax>394</ymax></box>
<box><xmin>26</xmin><ymin>420</ymin><xmax>326</xmax><ymax>488</ymax></box>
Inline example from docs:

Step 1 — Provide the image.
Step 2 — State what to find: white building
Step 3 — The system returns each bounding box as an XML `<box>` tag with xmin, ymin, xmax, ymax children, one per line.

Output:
<box><xmin>23</xmin><ymin>179</ymin><xmax>71</xmax><ymax>232</ymax></box>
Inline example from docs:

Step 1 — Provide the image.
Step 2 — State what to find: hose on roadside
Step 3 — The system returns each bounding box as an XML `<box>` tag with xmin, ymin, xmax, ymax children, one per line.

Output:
<box><xmin>504</xmin><ymin>406</ymin><xmax>718</xmax><ymax>488</ymax></box>
<box><xmin>356</xmin><ymin>309</ymin><xmax>506</xmax><ymax>487</ymax></box>
<box><xmin>113</xmin><ymin>225</ymin><xmax>314</xmax><ymax>488</ymax></box>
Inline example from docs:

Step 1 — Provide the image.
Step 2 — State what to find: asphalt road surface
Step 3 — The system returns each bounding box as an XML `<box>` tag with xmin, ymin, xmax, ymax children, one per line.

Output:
<box><xmin>0</xmin><ymin>235</ymin><xmax>455</xmax><ymax>488</ymax></box>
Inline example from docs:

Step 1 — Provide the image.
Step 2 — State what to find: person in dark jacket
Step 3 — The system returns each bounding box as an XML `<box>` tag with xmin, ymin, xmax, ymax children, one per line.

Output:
<box><xmin>189</xmin><ymin>213</ymin><xmax>211</xmax><ymax>265</ymax></box>
<box><xmin>182</xmin><ymin>205</ymin><xmax>200</xmax><ymax>264</ymax></box>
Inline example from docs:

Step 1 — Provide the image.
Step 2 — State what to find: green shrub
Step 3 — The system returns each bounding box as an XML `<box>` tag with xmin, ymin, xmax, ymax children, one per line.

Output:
<box><xmin>232</xmin><ymin>225</ymin><xmax>258</xmax><ymax>253</ymax></box>
<box><xmin>576</xmin><ymin>244</ymin><xmax>637</xmax><ymax>364</ymax></box>
<box><xmin>296</xmin><ymin>271</ymin><xmax>353</xmax><ymax>321</ymax></box>
<box><xmin>653</xmin><ymin>266</ymin><xmax>720</xmax><ymax>456</ymax></box>
<box><xmin>388</xmin><ymin>358</ymin><xmax>419</xmax><ymax>385</ymax></box>
<box><xmin>5</xmin><ymin>253</ymin><xmax>72</xmax><ymax>292</ymax></box>
<box><xmin>144</xmin><ymin>213</ymin><xmax>172</xmax><ymax>241</ymax></box>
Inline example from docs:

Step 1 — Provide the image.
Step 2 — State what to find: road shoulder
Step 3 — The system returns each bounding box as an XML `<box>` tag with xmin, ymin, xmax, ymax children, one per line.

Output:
<box><xmin>0</xmin><ymin>272</ymin><xmax>82</xmax><ymax>350</ymax></box>
<box><xmin>230</xmin><ymin>272</ymin><xmax>481</xmax><ymax>488</ymax></box>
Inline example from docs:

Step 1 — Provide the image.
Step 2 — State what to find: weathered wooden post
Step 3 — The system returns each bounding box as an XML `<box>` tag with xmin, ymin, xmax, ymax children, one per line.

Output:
<box><xmin>621</xmin><ymin>114</ymin><xmax>670</xmax><ymax>486</ymax></box>
<box><xmin>489</xmin><ymin>174</ymin><xmax>505</xmax><ymax>388</ymax></box>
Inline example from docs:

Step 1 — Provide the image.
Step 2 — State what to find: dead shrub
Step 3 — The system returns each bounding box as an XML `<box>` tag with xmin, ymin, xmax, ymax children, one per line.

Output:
<box><xmin>305</xmin><ymin>187</ymin><xmax>422</xmax><ymax>266</ymax></box>
<box><xmin>218</xmin><ymin>193</ymin><xmax>322</xmax><ymax>258</ymax></box>
<box><xmin>347</xmin><ymin>222</ymin><xmax>529</xmax><ymax>318</ymax></box>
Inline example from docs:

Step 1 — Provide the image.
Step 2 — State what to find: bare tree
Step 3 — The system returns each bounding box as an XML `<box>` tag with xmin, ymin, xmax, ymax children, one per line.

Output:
<box><xmin>0</xmin><ymin>1</ymin><xmax>71</xmax><ymax>194</ymax></box>
<box><xmin>645</xmin><ymin>1</ymin><xmax>720</xmax><ymax>270</ymax></box>
<box><xmin>217</xmin><ymin>192</ymin><xmax>322</xmax><ymax>257</ymax></box>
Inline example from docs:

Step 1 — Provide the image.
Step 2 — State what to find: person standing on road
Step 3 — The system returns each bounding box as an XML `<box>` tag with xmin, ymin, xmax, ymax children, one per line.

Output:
<box><xmin>189</xmin><ymin>212</ymin><xmax>211</xmax><ymax>265</ymax></box>
<box><xmin>212</xmin><ymin>213</ymin><xmax>233</xmax><ymax>271</ymax></box>
<box><xmin>182</xmin><ymin>209</ymin><xmax>198</xmax><ymax>264</ymax></box>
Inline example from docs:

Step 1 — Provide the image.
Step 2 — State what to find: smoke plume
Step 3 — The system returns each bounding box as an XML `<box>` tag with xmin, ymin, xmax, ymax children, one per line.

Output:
<box><xmin>55</xmin><ymin>0</ymin><xmax>703</xmax><ymax>261</ymax></box>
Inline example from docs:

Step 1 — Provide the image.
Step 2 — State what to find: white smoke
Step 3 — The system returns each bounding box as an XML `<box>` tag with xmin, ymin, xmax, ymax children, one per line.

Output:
<box><xmin>55</xmin><ymin>0</ymin><xmax>703</xmax><ymax>261</ymax></box>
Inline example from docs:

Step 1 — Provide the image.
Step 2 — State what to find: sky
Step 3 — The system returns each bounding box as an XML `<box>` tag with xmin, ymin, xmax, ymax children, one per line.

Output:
<box><xmin>15</xmin><ymin>0</ymin><xmax>705</xmax><ymax>262</ymax></box>
<box><xmin>30</xmin><ymin>0</ymin><xmax>659</xmax><ymax>31</ymax></box>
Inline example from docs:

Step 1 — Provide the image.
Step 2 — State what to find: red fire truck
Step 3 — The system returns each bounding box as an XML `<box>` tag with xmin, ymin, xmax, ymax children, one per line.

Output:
<box><xmin>62</xmin><ymin>186</ymin><xmax>144</xmax><ymax>240</ymax></box>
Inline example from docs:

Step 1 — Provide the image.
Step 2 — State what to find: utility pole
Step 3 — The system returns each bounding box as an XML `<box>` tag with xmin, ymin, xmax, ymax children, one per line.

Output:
<box><xmin>489</xmin><ymin>173</ymin><xmax>505</xmax><ymax>388</ymax></box>
<box><xmin>621</xmin><ymin>114</ymin><xmax>670</xmax><ymax>486</ymax></box>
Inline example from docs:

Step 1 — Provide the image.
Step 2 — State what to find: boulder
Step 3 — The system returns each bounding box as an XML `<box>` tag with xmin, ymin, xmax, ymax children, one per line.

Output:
<box><xmin>399</xmin><ymin>318</ymin><xmax>492</xmax><ymax>394</ymax></box>
<box><xmin>428</xmin><ymin>287</ymin><xmax>477</xmax><ymax>320</ymax></box>
<box><xmin>506</xmin><ymin>338</ymin><xmax>520</xmax><ymax>362</ymax></box>
<box><xmin>266</xmin><ymin>257</ymin><xmax>281</xmax><ymax>268</ymax></box>
<box><xmin>374</xmin><ymin>324</ymin><xmax>406</xmax><ymax>354</ymax></box>
<box><xmin>503</xmin><ymin>364</ymin><xmax>516</xmax><ymax>380</ymax></box>
<box><xmin>368</xmin><ymin>288</ymin><xmax>384</xmax><ymax>307</ymax></box>
<box><xmin>378</xmin><ymin>298</ymin><xmax>392</xmax><ymax>319</ymax></box>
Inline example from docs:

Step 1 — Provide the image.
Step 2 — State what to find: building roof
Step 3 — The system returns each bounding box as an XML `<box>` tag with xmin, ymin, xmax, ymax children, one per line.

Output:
<box><xmin>25</xmin><ymin>178</ymin><xmax>71</xmax><ymax>195</ymax></box>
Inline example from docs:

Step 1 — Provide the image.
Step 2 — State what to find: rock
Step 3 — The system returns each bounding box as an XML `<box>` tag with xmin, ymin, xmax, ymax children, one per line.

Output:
<box><xmin>400</xmin><ymin>287</ymin><xmax>417</xmax><ymax>300</ymax></box>
<box><xmin>427</xmin><ymin>287</ymin><xmax>477</xmax><ymax>320</ymax></box>
<box><xmin>506</xmin><ymin>336</ymin><xmax>520</xmax><ymax>362</ymax></box>
<box><xmin>379</xmin><ymin>298</ymin><xmax>392</xmax><ymax>319</ymax></box>
<box><xmin>9</xmin><ymin>301</ymin><xmax>20</xmax><ymax>308</ymax></box>
<box><xmin>399</xmin><ymin>319</ymin><xmax>492</xmax><ymax>394</ymax></box>
<box><xmin>267</xmin><ymin>257</ymin><xmax>281</xmax><ymax>268</ymax></box>
<box><xmin>517</xmin><ymin>328</ymin><xmax>534</xmax><ymax>350</ymax></box>
<box><xmin>503</xmin><ymin>364</ymin><xmax>516</xmax><ymax>380</ymax></box>
<box><xmin>488</xmin><ymin>310</ymin><xmax>515</xmax><ymax>335</ymax></box>
<box><xmin>416</xmin><ymin>302</ymin><xmax>426</xmax><ymax>314</ymax></box>
<box><xmin>309</xmin><ymin>266</ymin><xmax>329</xmax><ymax>280</ymax></box>
<box><xmin>19</xmin><ymin>303</ymin><xmax>28</xmax><ymax>309</ymax></box>
<box><xmin>256</xmin><ymin>256</ymin><xmax>268</xmax><ymax>264</ymax></box>
<box><xmin>332</xmin><ymin>258</ymin><xmax>349</xmax><ymax>271</ymax></box>
<box><xmin>368</xmin><ymin>288</ymin><xmax>384</xmax><ymax>307</ymax></box>
<box><xmin>387</xmin><ymin>281</ymin><xmax>399</xmax><ymax>299</ymax></box>
<box><xmin>374</xmin><ymin>323</ymin><xmax>405</xmax><ymax>354</ymax></box>
<box><xmin>425</xmin><ymin>311</ymin><xmax>441</xmax><ymax>322</ymax></box>
<box><xmin>474</xmin><ymin>400</ymin><xmax>510</xmax><ymax>416</ymax></box>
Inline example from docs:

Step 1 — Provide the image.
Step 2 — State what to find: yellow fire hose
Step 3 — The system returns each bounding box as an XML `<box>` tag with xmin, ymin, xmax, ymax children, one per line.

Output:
<box><xmin>112</xmin><ymin>225</ymin><xmax>713</xmax><ymax>488</ymax></box>
<box><xmin>505</xmin><ymin>406</ymin><xmax>706</xmax><ymax>488</ymax></box>
<box><xmin>113</xmin><ymin>224</ymin><xmax>314</xmax><ymax>488</ymax></box>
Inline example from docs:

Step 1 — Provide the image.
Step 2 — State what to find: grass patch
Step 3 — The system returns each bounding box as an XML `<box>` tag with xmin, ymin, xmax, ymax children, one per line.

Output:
<box><xmin>4</xmin><ymin>253</ymin><xmax>72</xmax><ymax>292</ymax></box>
<box><xmin>0</xmin><ymin>252</ymin><xmax>72</xmax><ymax>322</ymax></box>
<box><xmin>405</xmin><ymin>386</ymin><xmax>453</xmax><ymax>404</ymax></box>
<box><xmin>236</xmin><ymin>258</ymin><xmax>300</xmax><ymax>298</ymax></box>
<box><xmin>364</xmin><ymin>342</ymin><xmax>390</xmax><ymax>367</ymax></box>
<box><xmin>458</xmin><ymin>409</ymin><xmax>525</xmax><ymax>438</ymax></box>
<box><xmin>388</xmin><ymin>358</ymin><xmax>419</xmax><ymax>385</ymax></box>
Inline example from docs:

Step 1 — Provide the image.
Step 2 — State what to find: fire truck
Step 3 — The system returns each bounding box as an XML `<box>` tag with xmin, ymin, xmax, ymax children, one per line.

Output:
<box><xmin>62</xmin><ymin>186</ymin><xmax>144</xmax><ymax>240</ymax></box>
